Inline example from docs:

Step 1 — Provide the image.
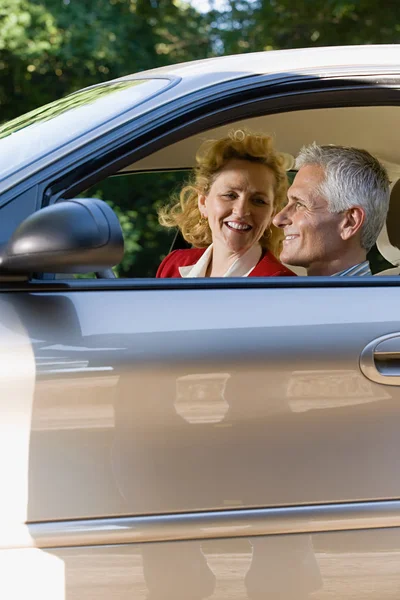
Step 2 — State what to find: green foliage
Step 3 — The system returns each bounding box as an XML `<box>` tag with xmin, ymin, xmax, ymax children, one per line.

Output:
<box><xmin>212</xmin><ymin>0</ymin><xmax>400</xmax><ymax>55</ymax></box>
<box><xmin>0</xmin><ymin>0</ymin><xmax>212</xmax><ymax>277</ymax></box>
<box><xmin>0</xmin><ymin>0</ymin><xmax>213</xmax><ymax>122</ymax></box>
<box><xmin>0</xmin><ymin>0</ymin><xmax>62</xmax><ymax>117</ymax></box>
<box><xmin>83</xmin><ymin>171</ymin><xmax>188</xmax><ymax>277</ymax></box>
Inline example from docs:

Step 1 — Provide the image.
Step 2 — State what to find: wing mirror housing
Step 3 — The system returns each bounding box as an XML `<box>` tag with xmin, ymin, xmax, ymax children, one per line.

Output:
<box><xmin>0</xmin><ymin>198</ymin><xmax>124</xmax><ymax>275</ymax></box>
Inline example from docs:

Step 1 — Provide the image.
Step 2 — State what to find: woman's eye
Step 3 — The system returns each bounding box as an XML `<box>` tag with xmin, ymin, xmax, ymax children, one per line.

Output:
<box><xmin>253</xmin><ymin>197</ymin><xmax>267</xmax><ymax>206</ymax></box>
<box><xmin>223</xmin><ymin>192</ymin><xmax>236</xmax><ymax>199</ymax></box>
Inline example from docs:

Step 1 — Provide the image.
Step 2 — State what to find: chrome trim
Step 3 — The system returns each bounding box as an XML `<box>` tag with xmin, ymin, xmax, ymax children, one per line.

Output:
<box><xmin>6</xmin><ymin>500</ymin><xmax>400</xmax><ymax>550</ymax></box>
<box><xmin>360</xmin><ymin>332</ymin><xmax>400</xmax><ymax>385</ymax></box>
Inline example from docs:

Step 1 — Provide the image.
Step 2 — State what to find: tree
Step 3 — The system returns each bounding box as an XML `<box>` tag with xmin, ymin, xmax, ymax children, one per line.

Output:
<box><xmin>0</xmin><ymin>0</ymin><xmax>215</xmax><ymax>277</ymax></box>
<box><xmin>0</xmin><ymin>0</ymin><xmax>213</xmax><ymax>122</ymax></box>
<box><xmin>212</xmin><ymin>0</ymin><xmax>400</xmax><ymax>56</ymax></box>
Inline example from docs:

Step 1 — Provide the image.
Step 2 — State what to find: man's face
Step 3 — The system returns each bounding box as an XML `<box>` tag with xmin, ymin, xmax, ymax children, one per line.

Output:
<box><xmin>273</xmin><ymin>164</ymin><xmax>345</xmax><ymax>273</ymax></box>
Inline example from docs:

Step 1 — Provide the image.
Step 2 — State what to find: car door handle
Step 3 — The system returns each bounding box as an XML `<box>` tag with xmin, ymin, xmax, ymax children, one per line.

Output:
<box><xmin>360</xmin><ymin>333</ymin><xmax>400</xmax><ymax>386</ymax></box>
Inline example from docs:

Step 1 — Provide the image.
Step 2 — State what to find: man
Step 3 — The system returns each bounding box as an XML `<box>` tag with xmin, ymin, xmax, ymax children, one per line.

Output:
<box><xmin>273</xmin><ymin>143</ymin><xmax>390</xmax><ymax>276</ymax></box>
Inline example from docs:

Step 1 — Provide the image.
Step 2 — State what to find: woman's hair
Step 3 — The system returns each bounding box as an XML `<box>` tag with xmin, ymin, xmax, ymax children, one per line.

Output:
<box><xmin>158</xmin><ymin>129</ymin><xmax>288</xmax><ymax>256</ymax></box>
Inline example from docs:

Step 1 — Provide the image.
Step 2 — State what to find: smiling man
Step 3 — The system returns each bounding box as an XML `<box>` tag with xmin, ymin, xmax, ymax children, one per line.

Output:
<box><xmin>273</xmin><ymin>144</ymin><xmax>390</xmax><ymax>276</ymax></box>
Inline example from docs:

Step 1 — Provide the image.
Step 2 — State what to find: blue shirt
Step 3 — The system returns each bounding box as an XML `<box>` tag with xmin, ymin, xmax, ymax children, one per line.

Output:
<box><xmin>333</xmin><ymin>261</ymin><xmax>371</xmax><ymax>276</ymax></box>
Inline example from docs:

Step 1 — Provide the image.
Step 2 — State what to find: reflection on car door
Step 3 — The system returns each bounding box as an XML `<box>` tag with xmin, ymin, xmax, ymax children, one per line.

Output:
<box><xmin>1</xmin><ymin>282</ymin><xmax>400</xmax><ymax>599</ymax></box>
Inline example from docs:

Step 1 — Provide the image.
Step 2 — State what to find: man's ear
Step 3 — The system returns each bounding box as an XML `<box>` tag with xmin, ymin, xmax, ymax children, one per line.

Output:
<box><xmin>340</xmin><ymin>206</ymin><xmax>365</xmax><ymax>241</ymax></box>
<box><xmin>198</xmin><ymin>193</ymin><xmax>207</xmax><ymax>218</ymax></box>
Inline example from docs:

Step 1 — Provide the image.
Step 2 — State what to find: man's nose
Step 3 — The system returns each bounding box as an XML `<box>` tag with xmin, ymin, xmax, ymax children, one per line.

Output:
<box><xmin>273</xmin><ymin>204</ymin><xmax>292</xmax><ymax>228</ymax></box>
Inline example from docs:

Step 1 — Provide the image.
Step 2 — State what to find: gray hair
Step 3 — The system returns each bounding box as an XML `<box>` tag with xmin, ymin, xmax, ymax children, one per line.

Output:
<box><xmin>295</xmin><ymin>143</ymin><xmax>390</xmax><ymax>250</ymax></box>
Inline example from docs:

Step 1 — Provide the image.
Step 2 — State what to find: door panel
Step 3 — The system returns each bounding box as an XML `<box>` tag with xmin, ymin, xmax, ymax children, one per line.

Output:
<box><xmin>4</xmin><ymin>528</ymin><xmax>400</xmax><ymax>600</ymax></box>
<box><xmin>0</xmin><ymin>285</ymin><xmax>397</xmax><ymax>522</ymax></box>
<box><xmin>2</xmin><ymin>284</ymin><xmax>400</xmax><ymax>598</ymax></box>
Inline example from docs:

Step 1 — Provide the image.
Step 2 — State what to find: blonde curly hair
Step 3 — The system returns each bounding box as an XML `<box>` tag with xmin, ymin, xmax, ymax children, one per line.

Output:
<box><xmin>158</xmin><ymin>129</ymin><xmax>288</xmax><ymax>256</ymax></box>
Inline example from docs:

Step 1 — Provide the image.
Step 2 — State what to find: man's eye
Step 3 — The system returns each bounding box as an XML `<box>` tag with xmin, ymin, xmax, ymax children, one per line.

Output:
<box><xmin>295</xmin><ymin>201</ymin><xmax>305</xmax><ymax>209</ymax></box>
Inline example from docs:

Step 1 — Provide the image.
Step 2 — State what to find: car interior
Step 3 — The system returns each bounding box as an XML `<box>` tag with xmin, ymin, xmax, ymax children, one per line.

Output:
<box><xmin>83</xmin><ymin>105</ymin><xmax>400</xmax><ymax>278</ymax></box>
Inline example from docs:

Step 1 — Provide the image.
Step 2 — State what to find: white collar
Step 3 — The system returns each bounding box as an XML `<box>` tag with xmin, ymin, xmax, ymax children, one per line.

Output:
<box><xmin>179</xmin><ymin>243</ymin><xmax>262</xmax><ymax>278</ymax></box>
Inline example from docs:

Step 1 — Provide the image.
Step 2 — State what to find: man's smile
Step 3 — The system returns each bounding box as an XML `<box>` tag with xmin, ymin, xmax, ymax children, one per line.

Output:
<box><xmin>283</xmin><ymin>234</ymin><xmax>299</xmax><ymax>243</ymax></box>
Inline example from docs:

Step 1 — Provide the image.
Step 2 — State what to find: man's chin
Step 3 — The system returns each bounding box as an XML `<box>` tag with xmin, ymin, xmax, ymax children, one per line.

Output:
<box><xmin>279</xmin><ymin>252</ymin><xmax>302</xmax><ymax>266</ymax></box>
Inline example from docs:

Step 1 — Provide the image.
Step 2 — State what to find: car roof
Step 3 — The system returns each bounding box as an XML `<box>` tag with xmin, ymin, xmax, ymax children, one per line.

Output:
<box><xmin>135</xmin><ymin>44</ymin><xmax>400</xmax><ymax>85</ymax></box>
<box><xmin>2</xmin><ymin>45</ymin><xmax>399</xmax><ymax>196</ymax></box>
<box><xmin>123</xmin><ymin>45</ymin><xmax>400</xmax><ymax>177</ymax></box>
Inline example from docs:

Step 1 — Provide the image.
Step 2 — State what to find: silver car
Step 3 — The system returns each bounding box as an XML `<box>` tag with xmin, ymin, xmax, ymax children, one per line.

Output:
<box><xmin>1</xmin><ymin>44</ymin><xmax>400</xmax><ymax>599</ymax></box>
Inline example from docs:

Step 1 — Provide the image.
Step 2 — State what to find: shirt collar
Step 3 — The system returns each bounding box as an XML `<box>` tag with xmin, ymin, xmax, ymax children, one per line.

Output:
<box><xmin>179</xmin><ymin>245</ymin><xmax>213</xmax><ymax>278</ymax></box>
<box><xmin>332</xmin><ymin>260</ymin><xmax>371</xmax><ymax>277</ymax></box>
<box><xmin>179</xmin><ymin>244</ymin><xmax>263</xmax><ymax>278</ymax></box>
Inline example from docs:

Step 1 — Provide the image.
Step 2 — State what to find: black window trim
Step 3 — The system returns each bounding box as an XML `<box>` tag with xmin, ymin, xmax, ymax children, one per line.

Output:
<box><xmin>0</xmin><ymin>275</ymin><xmax>399</xmax><ymax>293</ymax></box>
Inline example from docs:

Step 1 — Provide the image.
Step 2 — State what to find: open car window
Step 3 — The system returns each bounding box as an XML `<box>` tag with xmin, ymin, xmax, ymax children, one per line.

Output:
<box><xmin>79</xmin><ymin>170</ymin><xmax>189</xmax><ymax>278</ymax></box>
<box><xmin>76</xmin><ymin>168</ymin><xmax>393</xmax><ymax>279</ymax></box>
<box><xmin>63</xmin><ymin>103</ymin><xmax>400</xmax><ymax>280</ymax></box>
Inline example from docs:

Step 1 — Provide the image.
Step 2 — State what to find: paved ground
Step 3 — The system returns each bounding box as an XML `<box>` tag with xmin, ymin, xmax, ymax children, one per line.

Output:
<box><xmin>44</xmin><ymin>546</ymin><xmax>400</xmax><ymax>599</ymax></box>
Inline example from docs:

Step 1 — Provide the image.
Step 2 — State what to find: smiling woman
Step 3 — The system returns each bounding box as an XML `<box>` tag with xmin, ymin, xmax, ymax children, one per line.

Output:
<box><xmin>156</xmin><ymin>130</ymin><xmax>295</xmax><ymax>278</ymax></box>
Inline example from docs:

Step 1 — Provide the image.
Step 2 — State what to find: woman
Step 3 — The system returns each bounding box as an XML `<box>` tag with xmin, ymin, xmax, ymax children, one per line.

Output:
<box><xmin>157</xmin><ymin>129</ymin><xmax>295</xmax><ymax>278</ymax></box>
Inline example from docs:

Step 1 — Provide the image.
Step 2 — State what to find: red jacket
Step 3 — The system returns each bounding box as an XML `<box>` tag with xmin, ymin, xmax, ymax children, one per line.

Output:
<box><xmin>156</xmin><ymin>248</ymin><xmax>296</xmax><ymax>278</ymax></box>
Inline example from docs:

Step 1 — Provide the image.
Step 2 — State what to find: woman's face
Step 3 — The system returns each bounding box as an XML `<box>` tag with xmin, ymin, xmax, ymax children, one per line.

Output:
<box><xmin>198</xmin><ymin>159</ymin><xmax>276</xmax><ymax>255</ymax></box>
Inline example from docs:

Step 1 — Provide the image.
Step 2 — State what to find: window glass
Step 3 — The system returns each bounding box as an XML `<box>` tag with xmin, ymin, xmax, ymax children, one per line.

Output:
<box><xmin>80</xmin><ymin>170</ymin><xmax>189</xmax><ymax>278</ymax></box>
<box><xmin>77</xmin><ymin>168</ymin><xmax>393</xmax><ymax>279</ymax></box>
<box><xmin>0</xmin><ymin>78</ymin><xmax>169</xmax><ymax>183</ymax></box>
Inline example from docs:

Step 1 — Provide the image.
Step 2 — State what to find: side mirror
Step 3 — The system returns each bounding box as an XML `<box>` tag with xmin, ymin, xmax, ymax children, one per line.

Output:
<box><xmin>0</xmin><ymin>198</ymin><xmax>124</xmax><ymax>275</ymax></box>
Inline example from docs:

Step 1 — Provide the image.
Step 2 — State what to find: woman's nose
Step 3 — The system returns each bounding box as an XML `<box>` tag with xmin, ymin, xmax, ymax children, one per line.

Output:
<box><xmin>232</xmin><ymin>198</ymin><xmax>250</xmax><ymax>217</ymax></box>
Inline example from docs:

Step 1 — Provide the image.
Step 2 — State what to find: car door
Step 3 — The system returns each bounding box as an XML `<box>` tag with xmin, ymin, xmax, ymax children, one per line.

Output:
<box><xmin>4</xmin><ymin>277</ymin><xmax>400</xmax><ymax>599</ymax></box>
<box><xmin>2</xmin><ymin>65</ymin><xmax>400</xmax><ymax>600</ymax></box>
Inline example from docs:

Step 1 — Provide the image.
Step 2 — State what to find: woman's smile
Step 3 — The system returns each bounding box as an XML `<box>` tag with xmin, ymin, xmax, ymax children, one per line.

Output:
<box><xmin>224</xmin><ymin>220</ymin><xmax>252</xmax><ymax>232</ymax></box>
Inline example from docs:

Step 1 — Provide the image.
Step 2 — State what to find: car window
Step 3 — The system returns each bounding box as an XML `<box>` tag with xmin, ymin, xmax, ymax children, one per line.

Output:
<box><xmin>80</xmin><ymin>170</ymin><xmax>189</xmax><ymax>278</ymax></box>
<box><xmin>76</xmin><ymin>167</ymin><xmax>393</xmax><ymax>279</ymax></box>
<box><xmin>0</xmin><ymin>78</ymin><xmax>170</xmax><ymax>184</ymax></box>
<box><xmin>52</xmin><ymin>99</ymin><xmax>398</xmax><ymax>281</ymax></box>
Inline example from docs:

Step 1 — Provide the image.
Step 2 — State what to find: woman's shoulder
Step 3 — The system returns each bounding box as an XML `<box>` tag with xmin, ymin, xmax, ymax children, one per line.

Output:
<box><xmin>250</xmin><ymin>251</ymin><xmax>297</xmax><ymax>277</ymax></box>
<box><xmin>156</xmin><ymin>248</ymin><xmax>206</xmax><ymax>278</ymax></box>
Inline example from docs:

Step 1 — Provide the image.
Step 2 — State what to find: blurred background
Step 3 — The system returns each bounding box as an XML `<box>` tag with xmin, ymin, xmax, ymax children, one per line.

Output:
<box><xmin>1</xmin><ymin>0</ymin><xmax>399</xmax><ymax>276</ymax></box>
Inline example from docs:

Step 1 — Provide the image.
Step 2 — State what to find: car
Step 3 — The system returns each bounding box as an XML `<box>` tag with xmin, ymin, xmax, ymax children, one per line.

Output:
<box><xmin>1</xmin><ymin>44</ymin><xmax>400</xmax><ymax>599</ymax></box>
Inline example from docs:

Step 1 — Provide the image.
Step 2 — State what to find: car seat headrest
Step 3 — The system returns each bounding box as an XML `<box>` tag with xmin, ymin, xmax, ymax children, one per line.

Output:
<box><xmin>377</xmin><ymin>178</ymin><xmax>400</xmax><ymax>266</ymax></box>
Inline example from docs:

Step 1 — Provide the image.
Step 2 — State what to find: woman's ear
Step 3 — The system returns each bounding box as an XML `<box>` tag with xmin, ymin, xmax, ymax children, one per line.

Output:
<box><xmin>198</xmin><ymin>193</ymin><xmax>207</xmax><ymax>218</ymax></box>
<box><xmin>340</xmin><ymin>206</ymin><xmax>365</xmax><ymax>241</ymax></box>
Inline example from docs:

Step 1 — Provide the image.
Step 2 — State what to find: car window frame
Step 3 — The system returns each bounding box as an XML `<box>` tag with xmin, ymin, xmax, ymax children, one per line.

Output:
<box><xmin>51</xmin><ymin>75</ymin><xmax>400</xmax><ymax>286</ymax></box>
<box><xmin>2</xmin><ymin>71</ymin><xmax>400</xmax><ymax>288</ymax></box>
<box><xmin>3</xmin><ymin>274</ymin><xmax>400</xmax><ymax>295</ymax></box>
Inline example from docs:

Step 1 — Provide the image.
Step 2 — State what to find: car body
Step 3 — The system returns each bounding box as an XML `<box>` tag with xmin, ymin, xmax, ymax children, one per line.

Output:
<box><xmin>1</xmin><ymin>45</ymin><xmax>400</xmax><ymax>599</ymax></box>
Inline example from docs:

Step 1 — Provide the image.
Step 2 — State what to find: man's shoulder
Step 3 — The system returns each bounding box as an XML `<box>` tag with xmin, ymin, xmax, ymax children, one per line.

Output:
<box><xmin>333</xmin><ymin>261</ymin><xmax>371</xmax><ymax>276</ymax></box>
